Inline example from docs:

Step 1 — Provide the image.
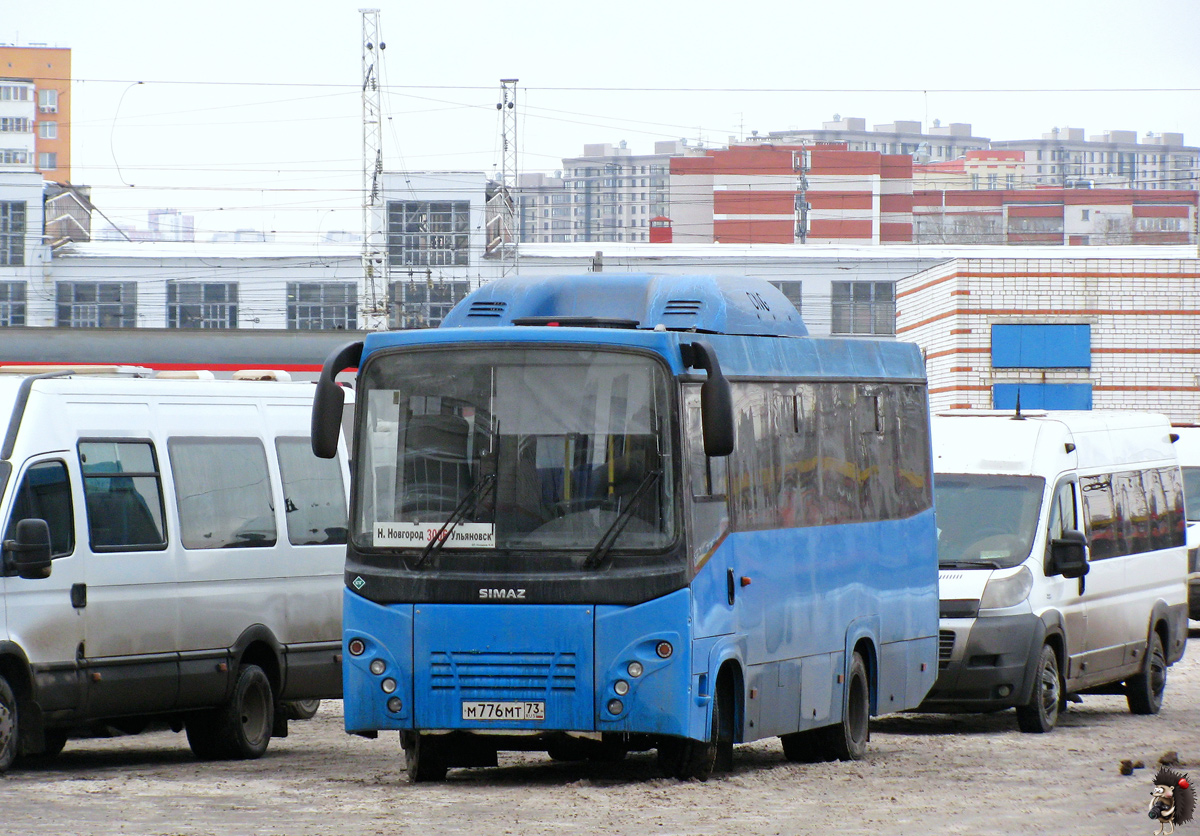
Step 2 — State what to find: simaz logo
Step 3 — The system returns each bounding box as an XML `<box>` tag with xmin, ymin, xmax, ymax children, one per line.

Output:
<box><xmin>479</xmin><ymin>588</ymin><xmax>526</xmax><ymax>600</ymax></box>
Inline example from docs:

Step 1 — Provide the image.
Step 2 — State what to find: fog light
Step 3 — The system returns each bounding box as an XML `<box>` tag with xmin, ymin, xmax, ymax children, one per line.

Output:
<box><xmin>608</xmin><ymin>699</ymin><xmax>623</xmax><ymax>715</ymax></box>
<box><xmin>627</xmin><ymin>661</ymin><xmax>643</xmax><ymax>678</ymax></box>
<box><xmin>656</xmin><ymin>641</ymin><xmax>673</xmax><ymax>659</ymax></box>
<box><xmin>348</xmin><ymin>638</ymin><xmax>366</xmax><ymax>656</ymax></box>
<box><xmin>614</xmin><ymin>679</ymin><xmax>629</xmax><ymax>696</ymax></box>
<box><xmin>387</xmin><ymin>697</ymin><xmax>403</xmax><ymax>713</ymax></box>
<box><xmin>381</xmin><ymin>678</ymin><xmax>397</xmax><ymax>694</ymax></box>
<box><xmin>997</xmin><ymin>684</ymin><xmax>1012</xmax><ymax>698</ymax></box>
<box><xmin>369</xmin><ymin>659</ymin><xmax>386</xmax><ymax>676</ymax></box>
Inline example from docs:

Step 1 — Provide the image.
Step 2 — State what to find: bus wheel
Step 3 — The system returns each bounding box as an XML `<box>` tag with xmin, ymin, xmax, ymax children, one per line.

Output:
<box><xmin>816</xmin><ymin>651</ymin><xmax>870</xmax><ymax>760</ymax></box>
<box><xmin>1016</xmin><ymin>644</ymin><xmax>1061</xmax><ymax>733</ymax></box>
<box><xmin>1126</xmin><ymin>631</ymin><xmax>1167</xmax><ymax>715</ymax></box>
<box><xmin>780</xmin><ymin>728</ymin><xmax>822</xmax><ymax>763</ymax></box>
<box><xmin>186</xmin><ymin>664</ymin><xmax>274</xmax><ymax>760</ymax></box>
<box><xmin>403</xmin><ymin>732</ymin><xmax>447</xmax><ymax>782</ymax></box>
<box><xmin>283</xmin><ymin>699</ymin><xmax>321</xmax><ymax>721</ymax></box>
<box><xmin>0</xmin><ymin>674</ymin><xmax>18</xmax><ymax>773</ymax></box>
<box><xmin>657</xmin><ymin>681</ymin><xmax>731</xmax><ymax>781</ymax></box>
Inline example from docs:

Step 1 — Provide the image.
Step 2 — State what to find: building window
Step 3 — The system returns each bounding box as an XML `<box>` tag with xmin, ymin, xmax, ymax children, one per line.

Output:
<box><xmin>387</xmin><ymin>201</ymin><xmax>469</xmax><ymax>267</ymax></box>
<box><xmin>771</xmin><ymin>281</ymin><xmax>802</xmax><ymax>312</ymax></box>
<box><xmin>167</xmin><ymin>281</ymin><xmax>238</xmax><ymax>328</ymax></box>
<box><xmin>1</xmin><ymin>201</ymin><xmax>26</xmax><ymax>266</ymax></box>
<box><xmin>57</xmin><ymin>282</ymin><xmax>137</xmax><ymax>327</ymax></box>
<box><xmin>0</xmin><ymin>85</ymin><xmax>32</xmax><ymax>101</ymax></box>
<box><xmin>831</xmin><ymin>281</ymin><xmax>895</xmax><ymax>335</ymax></box>
<box><xmin>38</xmin><ymin>151</ymin><xmax>57</xmax><ymax>170</ymax></box>
<box><xmin>0</xmin><ymin>281</ymin><xmax>26</xmax><ymax>325</ymax></box>
<box><xmin>286</xmin><ymin>282</ymin><xmax>356</xmax><ymax>330</ymax></box>
<box><xmin>38</xmin><ymin>88</ymin><xmax>58</xmax><ymax>113</ymax></box>
<box><xmin>0</xmin><ymin>117</ymin><xmax>31</xmax><ymax>133</ymax></box>
<box><xmin>38</xmin><ymin>121</ymin><xmax>57</xmax><ymax>139</ymax></box>
<box><xmin>388</xmin><ymin>279</ymin><xmax>470</xmax><ymax>329</ymax></box>
<box><xmin>0</xmin><ymin>150</ymin><xmax>29</xmax><ymax>165</ymax></box>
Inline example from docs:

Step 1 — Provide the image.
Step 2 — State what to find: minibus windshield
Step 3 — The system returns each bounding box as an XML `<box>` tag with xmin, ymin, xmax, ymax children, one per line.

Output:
<box><xmin>354</xmin><ymin>346</ymin><xmax>676</xmax><ymax>559</ymax></box>
<box><xmin>934</xmin><ymin>474</ymin><xmax>1045</xmax><ymax>569</ymax></box>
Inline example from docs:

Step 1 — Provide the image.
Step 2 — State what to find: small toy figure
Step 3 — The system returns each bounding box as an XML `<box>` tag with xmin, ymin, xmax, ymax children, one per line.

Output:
<box><xmin>1150</xmin><ymin>768</ymin><xmax>1195</xmax><ymax>835</ymax></box>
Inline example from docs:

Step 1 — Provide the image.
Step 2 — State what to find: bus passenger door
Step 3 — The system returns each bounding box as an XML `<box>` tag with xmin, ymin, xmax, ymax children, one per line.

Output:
<box><xmin>683</xmin><ymin>386</ymin><xmax>733</xmax><ymax>641</ymax></box>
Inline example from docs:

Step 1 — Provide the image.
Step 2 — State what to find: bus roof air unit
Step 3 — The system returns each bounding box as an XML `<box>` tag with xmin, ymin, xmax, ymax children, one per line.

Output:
<box><xmin>440</xmin><ymin>273</ymin><xmax>808</xmax><ymax>338</ymax></box>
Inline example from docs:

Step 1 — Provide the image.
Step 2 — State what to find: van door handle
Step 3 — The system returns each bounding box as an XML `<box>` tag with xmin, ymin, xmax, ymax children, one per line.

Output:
<box><xmin>71</xmin><ymin>583</ymin><xmax>87</xmax><ymax>609</ymax></box>
<box><xmin>726</xmin><ymin>568</ymin><xmax>736</xmax><ymax>605</ymax></box>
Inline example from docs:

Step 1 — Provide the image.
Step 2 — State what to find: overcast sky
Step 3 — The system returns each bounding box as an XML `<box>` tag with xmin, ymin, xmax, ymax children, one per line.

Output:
<box><xmin>6</xmin><ymin>0</ymin><xmax>1200</xmax><ymax>241</ymax></box>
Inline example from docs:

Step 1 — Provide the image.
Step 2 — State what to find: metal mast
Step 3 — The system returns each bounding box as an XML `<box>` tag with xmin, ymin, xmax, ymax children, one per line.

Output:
<box><xmin>498</xmin><ymin>78</ymin><xmax>519</xmax><ymax>276</ymax></box>
<box><xmin>360</xmin><ymin>8</ymin><xmax>388</xmax><ymax>329</ymax></box>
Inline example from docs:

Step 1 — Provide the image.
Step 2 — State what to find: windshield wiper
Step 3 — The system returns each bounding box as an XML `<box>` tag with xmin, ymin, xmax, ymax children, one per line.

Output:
<box><xmin>939</xmin><ymin>559</ymin><xmax>1001</xmax><ymax>569</ymax></box>
<box><xmin>582</xmin><ymin>470</ymin><xmax>662</xmax><ymax>570</ymax></box>
<box><xmin>413</xmin><ymin>472</ymin><xmax>497</xmax><ymax>568</ymax></box>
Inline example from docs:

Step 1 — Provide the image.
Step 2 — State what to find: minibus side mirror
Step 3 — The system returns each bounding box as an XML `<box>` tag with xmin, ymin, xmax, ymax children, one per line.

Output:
<box><xmin>688</xmin><ymin>341</ymin><xmax>734</xmax><ymax>458</ymax></box>
<box><xmin>312</xmin><ymin>341</ymin><xmax>363</xmax><ymax>459</ymax></box>
<box><xmin>3</xmin><ymin>518</ymin><xmax>53</xmax><ymax>580</ymax></box>
<box><xmin>1047</xmin><ymin>529</ymin><xmax>1089</xmax><ymax>579</ymax></box>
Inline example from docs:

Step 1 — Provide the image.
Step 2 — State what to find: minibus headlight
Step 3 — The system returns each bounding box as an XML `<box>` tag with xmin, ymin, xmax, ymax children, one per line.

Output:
<box><xmin>980</xmin><ymin>566</ymin><xmax>1034</xmax><ymax>610</ymax></box>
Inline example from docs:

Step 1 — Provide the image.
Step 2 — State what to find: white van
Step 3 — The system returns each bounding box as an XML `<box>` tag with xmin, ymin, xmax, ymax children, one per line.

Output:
<box><xmin>921</xmin><ymin>411</ymin><xmax>1189</xmax><ymax>733</ymax></box>
<box><xmin>1172</xmin><ymin>424</ymin><xmax>1200</xmax><ymax>618</ymax></box>
<box><xmin>0</xmin><ymin>369</ymin><xmax>350</xmax><ymax>772</ymax></box>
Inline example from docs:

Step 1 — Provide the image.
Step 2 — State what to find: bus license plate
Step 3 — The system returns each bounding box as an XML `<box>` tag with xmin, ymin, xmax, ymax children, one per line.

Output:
<box><xmin>461</xmin><ymin>701</ymin><xmax>545</xmax><ymax>721</ymax></box>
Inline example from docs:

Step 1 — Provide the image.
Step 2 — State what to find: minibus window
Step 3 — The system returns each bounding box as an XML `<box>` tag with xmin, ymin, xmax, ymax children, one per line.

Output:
<box><xmin>169</xmin><ymin>438</ymin><xmax>276</xmax><ymax>549</ymax></box>
<box><xmin>5</xmin><ymin>460</ymin><xmax>74</xmax><ymax>557</ymax></box>
<box><xmin>79</xmin><ymin>441</ymin><xmax>167</xmax><ymax>551</ymax></box>
<box><xmin>276</xmin><ymin>437</ymin><xmax>347</xmax><ymax>545</ymax></box>
<box><xmin>1183</xmin><ymin>466</ymin><xmax>1200</xmax><ymax>523</ymax></box>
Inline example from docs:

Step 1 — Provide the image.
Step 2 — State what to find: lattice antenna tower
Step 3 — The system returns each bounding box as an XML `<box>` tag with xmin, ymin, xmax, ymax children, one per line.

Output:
<box><xmin>498</xmin><ymin>79</ymin><xmax>519</xmax><ymax>276</ymax></box>
<box><xmin>360</xmin><ymin>8</ymin><xmax>388</xmax><ymax>329</ymax></box>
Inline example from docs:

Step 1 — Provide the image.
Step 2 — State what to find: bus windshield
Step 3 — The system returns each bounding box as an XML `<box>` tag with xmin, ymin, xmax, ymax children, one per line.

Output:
<box><xmin>934</xmin><ymin>474</ymin><xmax>1045</xmax><ymax>569</ymax></box>
<box><xmin>355</xmin><ymin>347</ymin><xmax>676</xmax><ymax>558</ymax></box>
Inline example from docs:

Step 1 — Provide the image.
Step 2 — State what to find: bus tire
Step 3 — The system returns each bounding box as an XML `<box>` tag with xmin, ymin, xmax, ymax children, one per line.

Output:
<box><xmin>657</xmin><ymin>680</ymin><xmax>730</xmax><ymax>781</ymax></box>
<box><xmin>403</xmin><ymin>732</ymin><xmax>447</xmax><ymax>782</ymax></box>
<box><xmin>186</xmin><ymin>664</ymin><xmax>274</xmax><ymax>760</ymax></box>
<box><xmin>816</xmin><ymin>651</ymin><xmax>870</xmax><ymax>760</ymax></box>
<box><xmin>0</xmin><ymin>674</ymin><xmax>18</xmax><ymax>773</ymax></box>
<box><xmin>780</xmin><ymin>728</ymin><xmax>822</xmax><ymax>763</ymax></box>
<box><xmin>1016</xmin><ymin>644</ymin><xmax>1061</xmax><ymax>733</ymax></box>
<box><xmin>1126</xmin><ymin>631</ymin><xmax>1167</xmax><ymax>715</ymax></box>
<box><xmin>283</xmin><ymin>699</ymin><xmax>321</xmax><ymax>721</ymax></box>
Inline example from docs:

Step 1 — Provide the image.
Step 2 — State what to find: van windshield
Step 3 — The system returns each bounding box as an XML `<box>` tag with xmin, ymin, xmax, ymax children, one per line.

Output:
<box><xmin>1183</xmin><ymin>467</ymin><xmax>1200</xmax><ymax>522</ymax></box>
<box><xmin>934</xmin><ymin>474</ymin><xmax>1045</xmax><ymax>569</ymax></box>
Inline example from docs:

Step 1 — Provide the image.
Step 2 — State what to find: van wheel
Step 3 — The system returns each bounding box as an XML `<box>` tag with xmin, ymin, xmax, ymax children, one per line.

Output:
<box><xmin>1016</xmin><ymin>644</ymin><xmax>1061</xmax><ymax>733</ymax></box>
<box><xmin>1126</xmin><ymin>632</ymin><xmax>1167</xmax><ymax>715</ymax></box>
<box><xmin>186</xmin><ymin>664</ymin><xmax>274</xmax><ymax>760</ymax></box>
<box><xmin>0</xmin><ymin>675</ymin><xmax>18</xmax><ymax>773</ymax></box>
<box><xmin>283</xmin><ymin>699</ymin><xmax>321</xmax><ymax>721</ymax></box>
<box><xmin>403</xmin><ymin>732</ymin><xmax>447</xmax><ymax>782</ymax></box>
<box><xmin>816</xmin><ymin>651</ymin><xmax>871</xmax><ymax>760</ymax></box>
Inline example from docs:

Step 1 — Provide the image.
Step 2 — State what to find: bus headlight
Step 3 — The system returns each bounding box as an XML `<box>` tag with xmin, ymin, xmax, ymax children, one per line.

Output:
<box><xmin>369</xmin><ymin>659</ymin><xmax>386</xmax><ymax>676</ymax></box>
<box><xmin>614</xmin><ymin>680</ymin><xmax>629</xmax><ymax>696</ymax></box>
<box><xmin>381</xmin><ymin>678</ymin><xmax>397</xmax><ymax>694</ymax></box>
<box><xmin>627</xmin><ymin>661</ymin><xmax>643</xmax><ymax>678</ymax></box>
<box><xmin>607</xmin><ymin>699</ymin><xmax>624</xmax><ymax>715</ymax></box>
<box><xmin>980</xmin><ymin>566</ymin><xmax>1034</xmax><ymax>610</ymax></box>
<box><xmin>387</xmin><ymin>697</ymin><xmax>403</xmax><ymax>713</ymax></box>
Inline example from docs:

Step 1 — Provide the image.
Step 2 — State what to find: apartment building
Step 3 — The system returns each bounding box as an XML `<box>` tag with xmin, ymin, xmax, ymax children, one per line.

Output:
<box><xmin>992</xmin><ymin>127</ymin><xmax>1199</xmax><ymax>190</ymax></box>
<box><xmin>761</xmin><ymin>116</ymin><xmax>990</xmax><ymax>163</ymax></box>
<box><xmin>0</xmin><ymin>45</ymin><xmax>70</xmax><ymax>183</ymax></box>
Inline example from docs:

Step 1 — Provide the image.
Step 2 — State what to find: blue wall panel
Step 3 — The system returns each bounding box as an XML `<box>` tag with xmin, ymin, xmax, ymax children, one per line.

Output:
<box><xmin>992</xmin><ymin>383</ymin><xmax>1093</xmax><ymax>410</ymax></box>
<box><xmin>991</xmin><ymin>324</ymin><xmax>1091</xmax><ymax>368</ymax></box>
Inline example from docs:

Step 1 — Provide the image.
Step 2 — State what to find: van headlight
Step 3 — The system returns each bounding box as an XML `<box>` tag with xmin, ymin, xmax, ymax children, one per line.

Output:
<box><xmin>979</xmin><ymin>566</ymin><xmax>1033</xmax><ymax>610</ymax></box>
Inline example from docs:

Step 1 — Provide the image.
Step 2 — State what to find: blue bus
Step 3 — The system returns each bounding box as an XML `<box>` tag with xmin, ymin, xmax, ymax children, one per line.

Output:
<box><xmin>311</xmin><ymin>274</ymin><xmax>938</xmax><ymax>781</ymax></box>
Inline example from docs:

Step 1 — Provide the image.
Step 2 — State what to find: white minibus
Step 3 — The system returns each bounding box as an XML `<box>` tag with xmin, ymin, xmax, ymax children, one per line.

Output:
<box><xmin>0</xmin><ymin>368</ymin><xmax>349</xmax><ymax>772</ymax></box>
<box><xmin>921</xmin><ymin>411</ymin><xmax>1188</xmax><ymax>732</ymax></box>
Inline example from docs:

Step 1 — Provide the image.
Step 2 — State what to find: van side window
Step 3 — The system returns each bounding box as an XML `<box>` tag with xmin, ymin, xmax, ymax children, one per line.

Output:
<box><xmin>169</xmin><ymin>438</ymin><xmax>277</xmax><ymax>549</ymax></box>
<box><xmin>79</xmin><ymin>441</ymin><xmax>168</xmax><ymax>551</ymax></box>
<box><xmin>1047</xmin><ymin>480</ymin><xmax>1077</xmax><ymax>541</ymax></box>
<box><xmin>1079</xmin><ymin>475</ymin><xmax>1115</xmax><ymax>560</ymax></box>
<box><xmin>275</xmin><ymin>437</ymin><xmax>347</xmax><ymax>545</ymax></box>
<box><xmin>5</xmin><ymin>460</ymin><xmax>74</xmax><ymax>557</ymax></box>
<box><xmin>1080</xmin><ymin>468</ymin><xmax>1186</xmax><ymax>560</ymax></box>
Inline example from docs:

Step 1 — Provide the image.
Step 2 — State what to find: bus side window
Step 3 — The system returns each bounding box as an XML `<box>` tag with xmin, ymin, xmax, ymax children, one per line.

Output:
<box><xmin>4</xmin><ymin>460</ymin><xmax>75</xmax><ymax>558</ymax></box>
<box><xmin>684</xmin><ymin>386</ymin><xmax>727</xmax><ymax>566</ymax></box>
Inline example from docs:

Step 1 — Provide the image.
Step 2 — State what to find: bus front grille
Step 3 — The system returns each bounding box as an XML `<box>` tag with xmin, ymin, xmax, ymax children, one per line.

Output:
<box><xmin>429</xmin><ymin>651</ymin><xmax>578</xmax><ymax>696</ymax></box>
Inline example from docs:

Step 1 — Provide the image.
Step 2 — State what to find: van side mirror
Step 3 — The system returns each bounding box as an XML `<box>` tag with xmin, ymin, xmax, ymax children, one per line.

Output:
<box><xmin>3</xmin><ymin>518</ymin><xmax>53</xmax><ymax>580</ymax></box>
<box><xmin>1047</xmin><ymin>529</ymin><xmax>1089</xmax><ymax>579</ymax></box>
<box><xmin>312</xmin><ymin>341</ymin><xmax>363</xmax><ymax>459</ymax></box>
<box><xmin>688</xmin><ymin>341</ymin><xmax>734</xmax><ymax>457</ymax></box>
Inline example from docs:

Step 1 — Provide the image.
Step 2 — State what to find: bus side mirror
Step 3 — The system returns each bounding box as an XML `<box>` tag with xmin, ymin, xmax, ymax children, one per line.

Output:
<box><xmin>3</xmin><ymin>518</ymin><xmax>53</xmax><ymax>580</ymax></box>
<box><xmin>688</xmin><ymin>341</ymin><xmax>734</xmax><ymax>457</ymax></box>
<box><xmin>312</xmin><ymin>341</ymin><xmax>363</xmax><ymax>459</ymax></box>
<box><xmin>1047</xmin><ymin>529</ymin><xmax>1089</xmax><ymax>579</ymax></box>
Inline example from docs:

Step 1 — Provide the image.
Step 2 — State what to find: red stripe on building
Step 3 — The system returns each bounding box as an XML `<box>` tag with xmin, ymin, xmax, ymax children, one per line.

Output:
<box><xmin>808</xmin><ymin>218</ymin><xmax>873</xmax><ymax>238</ymax></box>
<box><xmin>1132</xmin><ymin>205</ymin><xmax>1191</xmax><ymax>217</ymax></box>
<box><xmin>879</xmin><ymin>194</ymin><xmax>913</xmax><ymax>213</ymax></box>
<box><xmin>713</xmin><ymin>191</ymin><xmax>795</xmax><ymax>215</ymax></box>
<box><xmin>712</xmin><ymin>219</ymin><xmax>794</xmax><ymax>244</ymax></box>
<box><xmin>808</xmin><ymin>191</ymin><xmax>874</xmax><ymax>211</ymax></box>
<box><xmin>1007</xmin><ymin>205</ymin><xmax>1063</xmax><ymax>218</ymax></box>
<box><xmin>880</xmin><ymin>222</ymin><xmax>912</xmax><ymax>242</ymax></box>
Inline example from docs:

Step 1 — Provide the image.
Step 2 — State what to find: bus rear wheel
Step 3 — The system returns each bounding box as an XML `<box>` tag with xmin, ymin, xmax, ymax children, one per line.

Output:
<box><xmin>813</xmin><ymin>651</ymin><xmax>870</xmax><ymax>761</ymax></box>
<box><xmin>402</xmin><ymin>732</ymin><xmax>447</xmax><ymax>782</ymax></box>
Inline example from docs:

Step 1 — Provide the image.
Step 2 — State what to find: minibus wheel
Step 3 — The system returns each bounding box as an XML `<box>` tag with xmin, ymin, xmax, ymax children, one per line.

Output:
<box><xmin>0</xmin><ymin>675</ymin><xmax>17</xmax><ymax>773</ymax></box>
<box><xmin>1126</xmin><ymin>632</ymin><xmax>1167</xmax><ymax>715</ymax></box>
<box><xmin>283</xmin><ymin>699</ymin><xmax>321</xmax><ymax>721</ymax></box>
<box><xmin>186</xmin><ymin>664</ymin><xmax>274</xmax><ymax>760</ymax></box>
<box><xmin>1016</xmin><ymin>644</ymin><xmax>1060</xmax><ymax>733</ymax></box>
